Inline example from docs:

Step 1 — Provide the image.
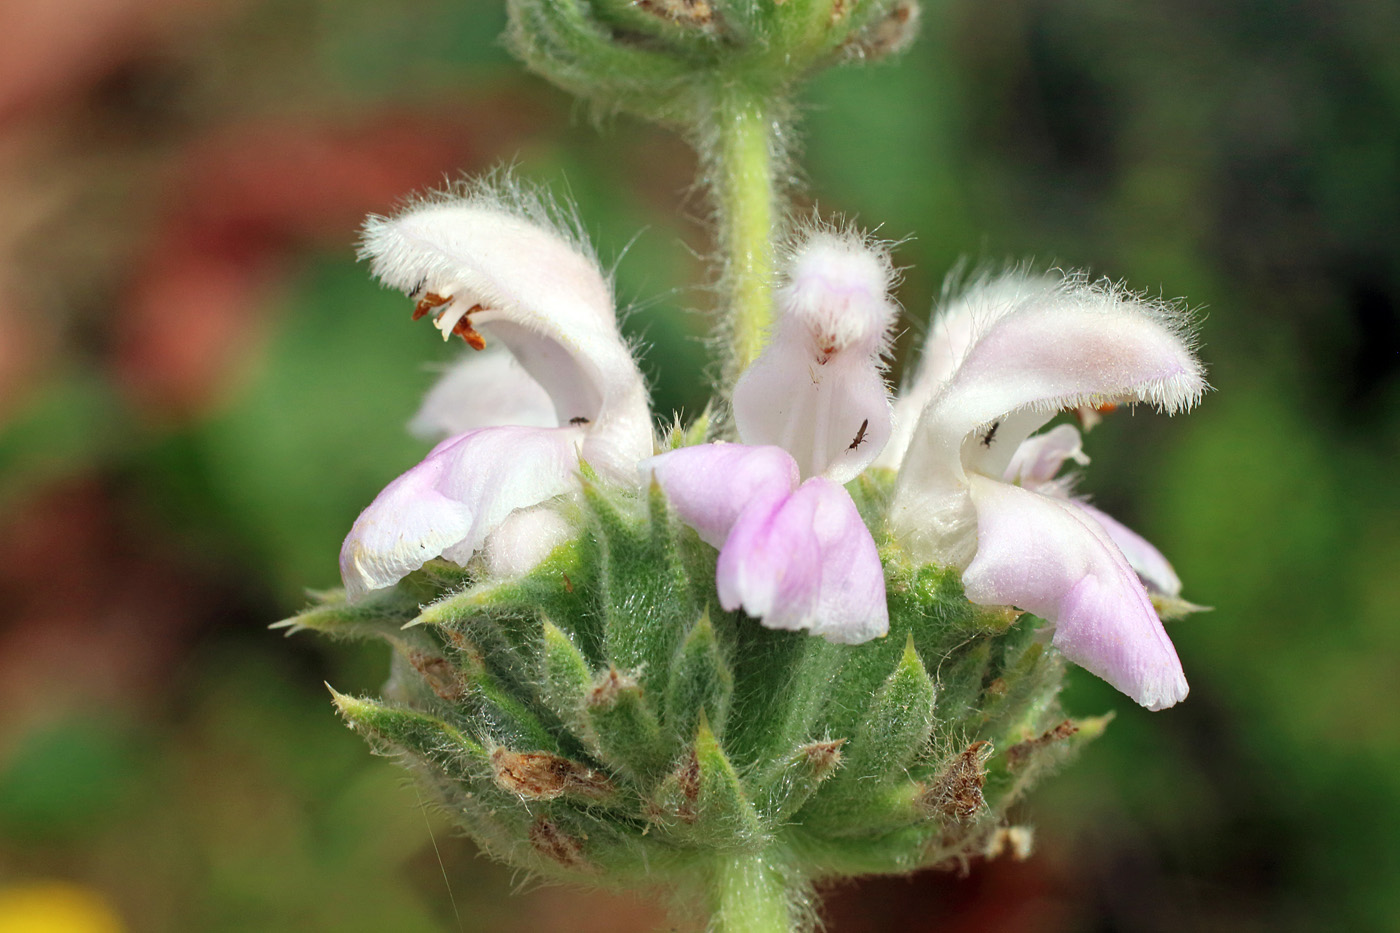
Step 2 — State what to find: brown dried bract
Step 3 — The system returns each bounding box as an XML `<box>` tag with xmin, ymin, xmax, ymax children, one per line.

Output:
<box><xmin>636</xmin><ymin>0</ymin><xmax>713</xmax><ymax>26</ymax></box>
<box><xmin>407</xmin><ymin>650</ymin><xmax>465</xmax><ymax>701</ymax></box>
<box><xmin>529</xmin><ymin>817</ymin><xmax>587</xmax><ymax>869</ymax></box>
<box><xmin>1004</xmin><ymin>720</ymin><xmax>1079</xmax><ymax>772</ymax></box>
<box><xmin>925</xmin><ymin>740</ymin><xmax>991</xmax><ymax>820</ymax></box>
<box><xmin>801</xmin><ymin>738</ymin><xmax>846</xmax><ymax>781</ymax></box>
<box><xmin>844</xmin><ymin>0</ymin><xmax>920</xmax><ymax>59</ymax></box>
<box><xmin>491</xmin><ymin>748</ymin><xmax>615</xmax><ymax>801</ymax></box>
<box><xmin>671</xmin><ymin>750</ymin><xmax>702</xmax><ymax>823</ymax></box>
<box><xmin>587</xmin><ymin>666</ymin><xmax>637</xmax><ymax>709</ymax></box>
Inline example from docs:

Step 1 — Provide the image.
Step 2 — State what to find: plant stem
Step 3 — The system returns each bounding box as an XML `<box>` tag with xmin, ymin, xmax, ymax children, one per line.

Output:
<box><xmin>709</xmin><ymin>84</ymin><xmax>784</xmax><ymax>380</ymax></box>
<box><xmin>709</xmin><ymin>852</ymin><xmax>794</xmax><ymax>933</ymax></box>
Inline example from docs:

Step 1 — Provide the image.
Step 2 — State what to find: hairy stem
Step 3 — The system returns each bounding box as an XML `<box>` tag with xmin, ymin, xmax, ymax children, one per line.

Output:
<box><xmin>708</xmin><ymin>852</ymin><xmax>797</xmax><ymax>933</ymax></box>
<box><xmin>708</xmin><ymin>84</ymin><xmax>786</xmax><ymax>382</ymax></box>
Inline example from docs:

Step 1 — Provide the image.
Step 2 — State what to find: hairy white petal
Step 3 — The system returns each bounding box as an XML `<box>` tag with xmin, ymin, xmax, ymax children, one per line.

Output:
<box><xmin>409</xmin><ymin>347</ymin><xmax>557</xmax><ymax>441</ymax></box>
<box><xmin>362</xmin><ymin>196</ymin><xmax>653</xmax><ymax>481</ymax></box>
<box><xmin>485</xmin><ymin>504</ymin><xmax>576</xmax><ymax>580</ymax></box>
<box><xmin>891</xmin><ymin>274</ymin><xmax>1206</xmax><ymax>560</ymax></box>
<box><xmin>1074</xmin><ymin>502</ymin><xmax>1183</xmax><ymax>599</ymax></box>
<box><xmin>881</xmin><ymin>273</ymin><xmax>1056</xmax><ymax>469</ymax></box>
<box><xmin>734</xmin><ymin>231</ymin><xmax>897</xmax><ymax>480</ymax></box>
<box><xmin>780</xmin><ymin>232</ymin><xmax>898</xmax><ymax>357</ymax></box>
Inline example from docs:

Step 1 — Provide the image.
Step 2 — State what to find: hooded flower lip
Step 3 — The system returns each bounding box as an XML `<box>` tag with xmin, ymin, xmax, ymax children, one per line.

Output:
<box><xmin>339</xmin><ymin>189</ymin><xmax>654</xmax><ymax>601</ymax></box>
<box><xmin>733</xmin><ymin>230</ymin><xmax>899</xmax><ymax>484</ymax></box>
<box><xmin>361</xmin><ymin>188</ymin><xmax>652</xmax><ymax>479</ymax></box>
<box><xmin>645</xmin><ymin>444</ymin><xmax>888</xmax><ymax>645</ymax></box>
<box><xmin>889</xmin><ymin>271</ymin><xmax>1207</xmax><ymax>709</ymax></box>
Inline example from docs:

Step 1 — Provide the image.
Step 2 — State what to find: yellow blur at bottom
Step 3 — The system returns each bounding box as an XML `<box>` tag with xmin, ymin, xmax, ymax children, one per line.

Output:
<box><xmin>0</xmin><ymin>882</ymin><xmax>125</xmax><ymax>933</ymax></box>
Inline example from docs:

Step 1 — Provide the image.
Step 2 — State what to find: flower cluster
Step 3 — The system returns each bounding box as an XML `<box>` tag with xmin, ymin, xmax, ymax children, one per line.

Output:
<box><xmin>340</xmin><ymin>188</ymin><xmax>1206</xmax><ymax>711</ymax></box>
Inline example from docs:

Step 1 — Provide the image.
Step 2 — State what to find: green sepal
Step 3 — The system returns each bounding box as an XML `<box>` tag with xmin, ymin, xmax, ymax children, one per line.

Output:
<box><xmin>758</xmin><ymin>738</ymin><xmax>846</xmax><ymax>822</ymax></box>
<box><xmin>273</xmin><ymin>585</ymin><xmax>420</xmax><ymax>642</ymax></box>
<box><xmin>589</xmin><ymin>479</ymin><xmax>692</xmax><ymax>703</ymax></box>
<box><xmin>649</xmin><ymin>713</ymin><xmax>764</xmax><ymax>848</ymax></box>
<box><xmin>984</xmin><ymin>714</ymin><xmax>1112</xmax><ymax>809</ymax></box>
<box><xmin>330</xmin><ymin>688</ymin><xmax>492</xmax><ymax>778</ymax></box>
<box><xmin>540</xmin><ymin>619</ymin><xmax>594</xmax><ymax>731</ymax></box>
<box><xmin>665</xmin><ymin>610</ymin><xmax>734</xmax><ymax>753</ymax></box>
<box><xmin>585</xmin><ymin>668</ymin><xmax>670</xmax><ymax>786</ymax></box>
<box><xmin>826</xmin><ymin>634</ymin><xmax>935</xmax><ymax>792</ymax></box>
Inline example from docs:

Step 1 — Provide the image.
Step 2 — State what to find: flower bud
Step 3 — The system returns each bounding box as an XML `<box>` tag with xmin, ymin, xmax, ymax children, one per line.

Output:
<box><xmin>505</xmin><ymin>0</ymin><xmax>923</xmax><ymax>122</ymax></box>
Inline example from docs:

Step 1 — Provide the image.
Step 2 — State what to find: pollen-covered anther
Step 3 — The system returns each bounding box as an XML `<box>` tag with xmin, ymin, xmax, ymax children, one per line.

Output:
<box><xmin>410</xmin><ymin>292</ymin><xmax>488</xmax><ymax>350</ymax></box>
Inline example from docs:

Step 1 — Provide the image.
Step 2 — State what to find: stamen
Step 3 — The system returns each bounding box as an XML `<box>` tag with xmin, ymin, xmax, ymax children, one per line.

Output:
<box><xmin>410</xmin><ymin>293</ymin><xmax>488</xmax><ymax>350</ymax></box>
<box><xmin>412</xmin><ymin>292</ymin><xmax>451</xmax><ymax>321</ymax></box>
<box><xmin>451</xmin><ymin>311</ymin><xmax>487</xmax><ymax>351</ymax></box>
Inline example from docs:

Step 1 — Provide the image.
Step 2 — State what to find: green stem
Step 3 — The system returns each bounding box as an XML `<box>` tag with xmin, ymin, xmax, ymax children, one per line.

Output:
<box><xmin>709</xmin><ymin>852</ymin><xmax>795</xmax><ymax>933</ymax></box>
<box><xmin>709</xmin><ymin>85</ymin><xmax>784</xmax><ymax>380</ymax></box>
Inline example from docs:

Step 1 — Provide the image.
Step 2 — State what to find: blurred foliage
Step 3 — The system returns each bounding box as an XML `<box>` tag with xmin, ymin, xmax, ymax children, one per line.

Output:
<box><xmin>0</xmin><ymin>0</ymin><xmax>1396</xmax><ymax>931</ymax></box>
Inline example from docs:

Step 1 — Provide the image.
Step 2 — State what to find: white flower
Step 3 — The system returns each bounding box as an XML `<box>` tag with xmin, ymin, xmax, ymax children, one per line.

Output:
<box><xmin>339</xmin><ymin>189</ymin><xmax>653</xmax><ymax>601</ymax></box>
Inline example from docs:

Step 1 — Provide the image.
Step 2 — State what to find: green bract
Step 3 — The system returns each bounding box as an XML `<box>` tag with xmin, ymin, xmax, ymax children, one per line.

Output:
<box><xmin>282</xmin><ymin>468</ymin><xmax>1103</xmax><ymax>925</ymax></box>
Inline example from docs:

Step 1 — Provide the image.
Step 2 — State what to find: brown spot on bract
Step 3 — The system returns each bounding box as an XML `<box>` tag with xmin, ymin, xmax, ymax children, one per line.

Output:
<box><xmin>1004</xmin><ymin>720</ymin><xmax>1079</xmax><ymax>772</ymax></box>
<box><xmin>925</xmin><ymin>741</ymin><xmax>991</xmax><ymax>820</ymax></box>
<box><xmin>801</xmin><ymin>738</ymin><xmax>846</xmax><ymax>780</ymax></box>
<box><xmin>529</xmin><ymin>817</ymin><xmax>587</xmax><ymax>869</ymax></box>
<box><xmin>588</xmin><ymin>667</ymin><xmax>635</xmax><ymax>709</ymax></box>
<box><xmin>491</xmin><ymin>748</ymin><xmax>614</xmax><ymax>801</ymax></box>
<box><xmin>407</xmin><ymin>650</ymin><xmax>464</xmax><ymax>701</ymax></box>
<box><xmin>636</xmin><ymin>0</ymin><xmax>713</xmax><ymax>26</ymax></box>
<box><xmin>562</xmin><ymin>572</ymin><xmax>574</xmax><ymax>594</ymax></box>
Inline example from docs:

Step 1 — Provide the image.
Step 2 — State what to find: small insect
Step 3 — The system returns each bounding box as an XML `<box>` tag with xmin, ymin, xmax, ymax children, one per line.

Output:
<box><xmin>569</xmin><ymin>416</ymin><xmax>591</xmax><ymax>425</ymax></box>
<box><xmin>849</xmin><ymin>418</ymin><xmax>870</xmax><ymax>450</ymax></box>
<box><xmin>981</xmin><ymin>420</ymin><xmax>1001</xmax><ymax>447</ymax></box>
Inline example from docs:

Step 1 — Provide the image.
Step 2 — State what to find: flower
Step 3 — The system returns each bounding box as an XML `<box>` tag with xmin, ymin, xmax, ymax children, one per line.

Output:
<box><xmin>888</xmin><ymin>272</ymin><xmax>1208</xmax><ymax>709</ymax></box>
<box><xmin>647</xmin><ymin>230</ymin><xmax>897</xmax><ymax>644</ymax></box>
<box><xmin>339</xmin><ymin>188</ymin><xmax>653</xmax><ymax>601</ymax></box>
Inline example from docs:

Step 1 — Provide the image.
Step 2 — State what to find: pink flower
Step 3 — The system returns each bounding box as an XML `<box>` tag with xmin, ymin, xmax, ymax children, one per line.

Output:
<box><xmin>888</xmin><ymin>272</ymin><xmax>1207</xmax><ymax>709</ymax></box>
<box><xmin>647</xmin><ymin>231</ymin><xmax>898</xmax><ymax>644</ymax></box>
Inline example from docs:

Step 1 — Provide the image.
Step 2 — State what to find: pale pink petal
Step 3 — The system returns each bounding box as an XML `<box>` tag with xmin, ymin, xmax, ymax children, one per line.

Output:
<box><xmin>1074</xmin><ymin>502</ymin><xmax>1183</xmax><ymax>598</ymax></box>
<box><xmin>339</xmin><ymin>425</ymin><xmax>580</xmax><ymax>601</ymax></box>
<box><xmin>962</xmin><ymin>476</ymin><xmax>1188</xmax><ymax>710</ymax></box>
<box><xmin>643</xmin><ymin>443</ymin><xmax>799</xmax><ymax>548</ymax></box>
<box><xmin>484</xmin><ymin>504</ymin><xmax>576</xmax><ymax>580</ymax></box>
<box><xmin>734</xmin><ymin>338</ymin><xmax>891</xmax><ymax>483</ymax></box>
<box><xmin>734</xmin><ymin>231</ymin><xmax>897</xmax><ymax>482</ymax></box>
<box><xmin>882</xmin><ymin>273</ymin><xmax>1056</xmax><ymax>469</ymax></box>
<box><xmin>408</xmin><ymin>346</ymin><xmax>557</xmax><ymax>441</ymax></box>
<box><xmin>1003</xmin><ymin>423</ymin><xmax>1089</xmax><ymax>489</ymax></box>
<box><xmin>717</xmin><ymin>478</ymin><xmax>888</xmax><ymax>645</ymax></box>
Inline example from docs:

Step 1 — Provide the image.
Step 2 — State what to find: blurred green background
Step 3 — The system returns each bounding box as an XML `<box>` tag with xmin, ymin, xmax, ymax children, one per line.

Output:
<box><xmin>0</xmin><ymin>1</ymin><xmax>1396</xmax><ymax>931</ymax></box>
